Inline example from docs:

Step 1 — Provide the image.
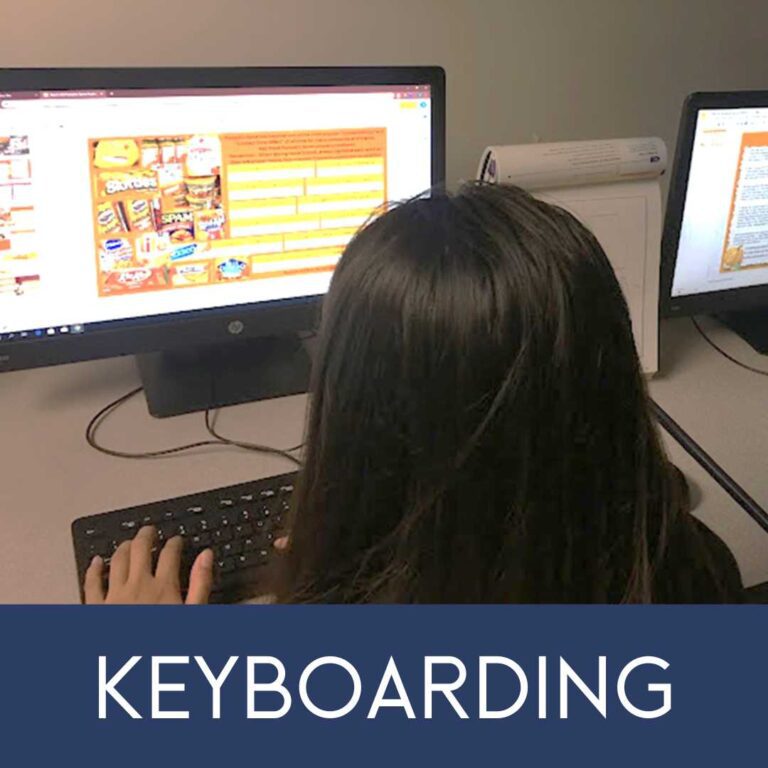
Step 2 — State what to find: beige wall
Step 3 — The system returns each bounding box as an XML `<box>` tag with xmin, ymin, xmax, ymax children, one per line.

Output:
<box><xmin>3</xmin><ymin>0</ymin><xmax>768</xmax><ymax>185</ymax></box>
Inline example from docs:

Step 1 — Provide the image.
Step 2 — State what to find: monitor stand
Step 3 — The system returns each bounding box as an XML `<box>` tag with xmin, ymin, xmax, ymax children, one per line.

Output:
<box><xmin>136</xmin><ymin>334</ymin><xmax>312</xmax><ymax>418</ymax></box>
<box><xmin>716</xmin><ymin>310</ymin><xmax>768</xmax><ymax>355</ymax></box>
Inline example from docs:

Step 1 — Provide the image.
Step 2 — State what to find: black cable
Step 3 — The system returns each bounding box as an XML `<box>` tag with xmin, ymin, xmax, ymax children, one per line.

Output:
<box><xmin>651</xmin><ymin>399</ymin><xmax>768</xmax><ymax>533</ymax></box>
<box><xmin>692</xmin><ymin>316</ymin><xmax>768</xmax><ymax>377</ymax></box>
<box><xmin>204</xmin><ymin>407</ymin><xmax>302</xmax><ymax>467</ymax></box>
<box><xmin>86</xmin><ymin>386</ymin><xmax>302</xmax><ymax>466</ymax></box>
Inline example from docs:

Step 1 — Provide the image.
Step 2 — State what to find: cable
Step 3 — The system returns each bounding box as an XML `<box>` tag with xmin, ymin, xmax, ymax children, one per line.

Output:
<box><xmin>692</xmin><ymin>316</ymin><xmax>768</xmax><ymax>377</ymax></box>
<box><xmin>666</xmin><ymin>317</ymin><xmax>768</xmax><ymax>530</ymax></box>
<box><xmin>86</xmin><ymin>386</ymin><xmax>302</xmax><ymax>466</ymax></box>
<box><xmin>651</xmin><ymin>399</ymin><xmax>768</xmax><ymax>533</ymax></box>
<box><xmin>86</xmin><ymin>386</ymin><xmax>224</xmax><ymax>459</ymax></box>
<box><xmin>204</xmin><ymin>407</ymin><xmax>302</xmax><ymax>466</ymax></box>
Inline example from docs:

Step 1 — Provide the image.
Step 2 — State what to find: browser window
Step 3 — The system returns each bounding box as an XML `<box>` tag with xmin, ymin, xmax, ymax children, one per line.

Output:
<box><xmin>0</xmin><ymin>85</ymin><xmax>432</xmax><ymax>337</ymax></box>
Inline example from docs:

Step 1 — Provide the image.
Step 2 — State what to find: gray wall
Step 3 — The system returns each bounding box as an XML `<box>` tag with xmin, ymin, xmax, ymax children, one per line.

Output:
<box><xmin>4</xmin><ymin>0</ymin><xmax>768</xmax><ymax>185</ymax></box>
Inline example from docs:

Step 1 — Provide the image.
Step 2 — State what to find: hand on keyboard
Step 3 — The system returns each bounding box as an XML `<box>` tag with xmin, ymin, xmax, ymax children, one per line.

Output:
<box><xmin>84</xmin><ymin>525</ymin><xmax>214</xmax><ymax>605</ymax></box>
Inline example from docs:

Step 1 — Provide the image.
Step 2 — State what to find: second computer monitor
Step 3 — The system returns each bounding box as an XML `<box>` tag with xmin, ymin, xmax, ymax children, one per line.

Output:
<box><xmin>662</xmin><ymin>91</ymin><xmax>768</xmax><ymax>350</ymax></box>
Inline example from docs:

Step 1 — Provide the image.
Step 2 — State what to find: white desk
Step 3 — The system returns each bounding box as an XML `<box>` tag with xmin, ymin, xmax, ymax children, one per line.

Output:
<box><xmin>1</xmin><ymin>316</ymin><xmax>767</xmax><ymax>603</ymax></box>
<box><xmin>650</xmin><ymin>317</ymin><xmax>768</xmax><ymax>588</ymax></box>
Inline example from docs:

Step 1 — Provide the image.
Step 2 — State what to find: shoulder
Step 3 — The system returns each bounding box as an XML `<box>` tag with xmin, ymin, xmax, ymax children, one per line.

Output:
<box><xmin>654</xmin><ymin>512</ymin><xmax>743</xmax><ymax>603</ymax></box>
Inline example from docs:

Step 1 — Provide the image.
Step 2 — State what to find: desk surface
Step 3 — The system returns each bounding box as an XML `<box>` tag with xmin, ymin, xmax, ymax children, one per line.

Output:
<box><xmin>1</xmin><ymin>317</ymin><xmax>767</xmax><ymax>602</ymax></box>
<box><xmin>649</xmin><ymin>316</ymin><xmax>768</xmax><ymax>588</ymax></box>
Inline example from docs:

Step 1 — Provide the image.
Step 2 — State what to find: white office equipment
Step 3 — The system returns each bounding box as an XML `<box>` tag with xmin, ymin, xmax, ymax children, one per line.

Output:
<box><xmin>478</xmin><ymin>138</ymin><xmax>667</xmax><ymax>374</ymax></box>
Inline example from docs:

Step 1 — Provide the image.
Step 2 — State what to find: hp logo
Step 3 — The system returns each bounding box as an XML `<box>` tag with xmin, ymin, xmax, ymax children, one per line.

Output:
<box><xmin>227</xmin><ymin>320</ymin><xmax>245</xmax><ymax>336</ymax></box>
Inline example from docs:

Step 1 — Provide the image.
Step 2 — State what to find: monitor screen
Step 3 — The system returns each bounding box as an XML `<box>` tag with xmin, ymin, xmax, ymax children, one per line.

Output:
<box><xmin>669</xmin><ymin>104</ymin><xmax>768</xmax><ymax>300</ymax></box>
<box><xmin>0</xmin><ymin>79</ymin><xmax>435</xmax><ymax>343</ymax></box>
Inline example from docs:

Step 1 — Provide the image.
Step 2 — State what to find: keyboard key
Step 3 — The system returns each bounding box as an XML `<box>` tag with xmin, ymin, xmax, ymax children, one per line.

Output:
<box><xmin>222</xmin><ymin>540</ymin><xmax>244</xmax><ymax>557</ymax></box>
<box><xmin>86</xmin><ymin>542</ymin><xmax>102</xmax><ymax>558</ymax></box>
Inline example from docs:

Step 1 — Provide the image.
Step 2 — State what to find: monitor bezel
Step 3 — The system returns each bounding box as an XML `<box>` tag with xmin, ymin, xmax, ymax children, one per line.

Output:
<box><xmin>0</xmin><ymin>66</ymin><xmax>446</xmax><ymax>371</ymax></box>
<box><xmin>661</xmin><ymin>90</ymin><xmax>768</xmax><ymax>318</ymax></box>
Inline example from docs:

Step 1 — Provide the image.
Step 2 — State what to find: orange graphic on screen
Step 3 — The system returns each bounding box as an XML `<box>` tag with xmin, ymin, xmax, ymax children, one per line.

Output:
<box><xmin>720</xmin><ymin>131</ymin><xmax>768</xmax><ymax>273</ymax></box>
<box><xmin>87</xmin><ymin>129</ymin><xmax>387</xmax><ymax>296</ymax></box>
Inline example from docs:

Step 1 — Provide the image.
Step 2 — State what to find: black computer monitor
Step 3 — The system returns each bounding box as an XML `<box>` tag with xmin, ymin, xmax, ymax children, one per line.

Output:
<box><xmin>661</xmin><ymin>91</ymin><xmax>768</xmax><ymax>352</ymax></box>
<box><xmin>0</xmin><ymin>66</ymin><xmax>446</xmax><ymax>414</ymax></box>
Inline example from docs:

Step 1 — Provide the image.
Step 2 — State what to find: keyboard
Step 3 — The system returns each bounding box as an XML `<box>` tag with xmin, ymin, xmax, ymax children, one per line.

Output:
<box><xmin>71</xmin><ymin>471</ymin><xmax>297</xmax><ymax>604</ymax></box>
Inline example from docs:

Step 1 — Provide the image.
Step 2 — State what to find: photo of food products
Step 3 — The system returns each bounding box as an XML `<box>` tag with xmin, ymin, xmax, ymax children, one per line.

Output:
<box><xmin>195</xmin><ymin>209</ymin><xmax>226</xmax><ymax>241</ymax></box>
<box><xmin>88</xmin><ymin>128</ymin><xmax>387</xmax><ymax>297</ymax></box>
<box><xmin>214</xmin><ymin>256</ymin><xmax>250</xmax><ymax>282</ymax></box>
<box><xmin>170</xmin><ymin>261</ymin><xmax>212</xmax><ymax>287</ymax></box>
<box><xmin>88</xmin><ymin>133</ymin><xmax>224</xmax><ymax>295</ymax></box>
<box><xmin>99</xmin><ymin>238</ymin><xmax>134</xmax><ymax>270</ymax></box>
<box><xmin>102</xmin><ymin>265</ymin><xmax>167</xmax><ymax>295</ymax></box>
<box><xmin>160</xmin><ymin>209</ymin><xmax>196</xmax><ymax>243</ymax></box>
<box><xmin>93</xmin><ymin>138</ymin><xmax>140</xmax><ymax>169</ymax></box>
<box><xmin>96</xmin><ymin>201</ymin><xmax>128</xmax><ymax>236</ymax></box>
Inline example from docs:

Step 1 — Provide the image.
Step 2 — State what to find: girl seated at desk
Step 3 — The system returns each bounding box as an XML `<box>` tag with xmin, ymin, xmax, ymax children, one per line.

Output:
<box><xmin>84</xmin><ymin>183</ymin><xmax>742</xmax><ymax>604</ymax></box>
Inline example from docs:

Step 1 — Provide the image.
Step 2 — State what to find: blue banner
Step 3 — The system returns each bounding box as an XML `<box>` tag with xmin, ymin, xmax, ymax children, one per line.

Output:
<box><xmin>0</xmin><ymin>606</ymin><xmax>763</xmax><ymax>766</ymax></box>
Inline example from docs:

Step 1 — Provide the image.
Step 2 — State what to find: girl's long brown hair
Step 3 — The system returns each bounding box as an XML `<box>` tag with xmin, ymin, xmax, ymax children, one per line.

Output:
<box><xmin>275</xmin><ymin>183</ymin><xmax>685</xmax><ymax>603</ymax></box>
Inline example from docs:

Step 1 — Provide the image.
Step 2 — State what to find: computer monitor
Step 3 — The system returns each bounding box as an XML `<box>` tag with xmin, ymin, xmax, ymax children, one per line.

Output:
<box><xmin>661</xmin><ymin>91</ymin><xmax>768</xmax><ymax>352</ymax></box>
<box><xmin>0</xmin><ymin>67</ymin><xmax>446</xmax><ymax>414</ymax></box>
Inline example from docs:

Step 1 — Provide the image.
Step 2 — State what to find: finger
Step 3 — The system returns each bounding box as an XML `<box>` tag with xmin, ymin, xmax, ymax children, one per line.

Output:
<box><xmin>185</xmin><ymin>549</ymin><xmax>214</xmax><ymax>605</ymax></box>
<box><xmin>84</xmin><ymin>556</ymin><xmax>105</xmax><ymax>604</ymax></box>
<box><xmin>274</xmin><ymin>536</ymin><xmax>289</xmax><ymax>551</ymax></box>
<box><xmin>156</xmin><ymin>536</ymin><xmax>183</xmax><ymax>588</ymax></box>
<box><xmin>110</xmin><ymin>540</ymin><xmax>131</xmax><ymax>586</ymax></box>
<box><xmin>129</xmin><ymin>526</ymin><xmax>156</xmax><ymax>581</ymax></box>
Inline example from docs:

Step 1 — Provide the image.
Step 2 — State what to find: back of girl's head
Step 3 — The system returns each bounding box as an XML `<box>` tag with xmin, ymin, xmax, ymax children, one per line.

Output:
<box><xmin>276</xmin><ymin>182</ymin><xmax>680</xmax><ymax>603</ymax></box>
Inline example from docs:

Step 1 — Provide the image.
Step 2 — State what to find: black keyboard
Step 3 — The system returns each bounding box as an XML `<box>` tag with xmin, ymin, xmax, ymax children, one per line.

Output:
<box><xmin>72</xmin><ymin>471</ymin><xmax>297</xmax><ymax>603</ymax></box>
